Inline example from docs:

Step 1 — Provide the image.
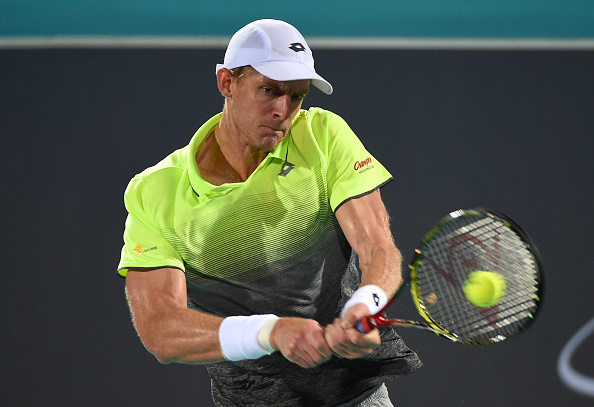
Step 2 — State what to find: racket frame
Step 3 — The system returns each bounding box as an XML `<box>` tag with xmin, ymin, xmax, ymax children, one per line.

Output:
<box><xmin>358</xmin><ymin>208</ymin><xmax>544</xmax><ymax>345</ymax></box>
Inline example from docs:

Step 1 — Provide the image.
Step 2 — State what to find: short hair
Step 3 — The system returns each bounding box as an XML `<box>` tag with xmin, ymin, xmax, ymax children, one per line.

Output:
<box><xmin>228</xmin><ymin>66</ymin><xmax>253</xmax><ymax>80</ymax></box>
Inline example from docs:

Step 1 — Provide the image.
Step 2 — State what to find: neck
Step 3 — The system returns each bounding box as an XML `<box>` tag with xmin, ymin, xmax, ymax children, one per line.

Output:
<box><xmin>196</xmin><ymin>122</ymin><xmax>267</xmax><ymax>185</ymax></box>
<box><xmin>216</xmin><ymin>118</ymin><xmax>269</xmax><ymax>176</ymax></box>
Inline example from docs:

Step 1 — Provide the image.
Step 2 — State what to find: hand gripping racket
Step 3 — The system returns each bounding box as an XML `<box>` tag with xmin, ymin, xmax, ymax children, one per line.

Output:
<box><xmin>355</xmin><ymin>208</ymin><xmax>543</xmax><ymax>345</ymax></box>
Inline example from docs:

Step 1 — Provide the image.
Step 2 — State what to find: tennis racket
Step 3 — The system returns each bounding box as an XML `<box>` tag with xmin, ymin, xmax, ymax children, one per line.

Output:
<box><xmin>355</xmin><ymin>208</ymin><xmax>543</xmax><ymax>345</ymax></box>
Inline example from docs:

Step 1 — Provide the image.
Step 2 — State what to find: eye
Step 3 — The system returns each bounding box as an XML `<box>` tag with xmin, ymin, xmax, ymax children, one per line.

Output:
<box><xmin>262</xmin><ymin>87</ymin><xmax>273</xmax><ymax>94</ymax></box>
<box><xmin>292</xmin><ymin>93</ymin><xmax>308</xmax><ymax>102</ymax></box>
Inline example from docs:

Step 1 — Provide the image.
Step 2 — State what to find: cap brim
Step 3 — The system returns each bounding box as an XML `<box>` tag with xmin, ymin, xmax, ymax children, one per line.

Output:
<box><xmin>252</xmin><ymin>61</ymin><xmax>333</xmax><ymax>95</ymax></box>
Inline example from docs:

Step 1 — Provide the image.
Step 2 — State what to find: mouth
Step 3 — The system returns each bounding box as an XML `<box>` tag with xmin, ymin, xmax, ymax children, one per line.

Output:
<box><xmin>261</xmin><ymin>125</ymin><xmax>287</xmax><ymax>136</ymax></box>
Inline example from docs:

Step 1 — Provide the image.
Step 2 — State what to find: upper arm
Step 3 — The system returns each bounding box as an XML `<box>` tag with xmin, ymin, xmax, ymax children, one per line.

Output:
<box><xmin>124</xmin><ymin>267</ymin><xmax>226</xmax><ymax>364</ymax></box>
<box><xmin>125</xmin><ymin>268</ymin><xmax>188</xmax><ymax>336</ymax></box>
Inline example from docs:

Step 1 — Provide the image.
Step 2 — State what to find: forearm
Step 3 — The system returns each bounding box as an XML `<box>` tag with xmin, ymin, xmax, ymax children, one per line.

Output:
<box><xmin>359</xmin><ymin>243</ymin><xmax>403</xmax><ymax>297</ymax></box>
<box><xmin>126</xmin><ymin>268</ymin><xmax>331</xmax><ymax>368</ymax></box>
<box><xmin>335</xmin><ymin>190</ymin><xmax>404</xmax><ymax>298</ymax></box>
<box><xmin>136</xmin><ymin>309</ymin><xmax>331</xmax><ymax>368</ymax></box>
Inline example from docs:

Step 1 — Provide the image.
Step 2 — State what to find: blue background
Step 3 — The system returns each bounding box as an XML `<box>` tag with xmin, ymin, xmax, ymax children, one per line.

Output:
<box><xmin>2</xmin><ymin>0</ymin><xmax>594</xmax><ymax>38</ymax></box>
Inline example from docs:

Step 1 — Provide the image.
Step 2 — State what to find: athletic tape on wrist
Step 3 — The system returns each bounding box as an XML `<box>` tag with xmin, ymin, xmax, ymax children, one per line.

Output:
<box><xmin>257</xmin><ymin>317</ymin><xmax>279</xmax><ymax>352</ymax></box>
<box><xmin>219</xmin><ymin>314</ymin><xmax>279</xmax><ymax>361</ymax></box>
<box><xmin>341</xmin><ymin>285</ymin><xmax>388</xmax><ymax>317</ymax></box>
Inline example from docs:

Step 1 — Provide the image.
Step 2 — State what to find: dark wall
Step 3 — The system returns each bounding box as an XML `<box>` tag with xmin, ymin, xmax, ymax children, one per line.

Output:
<box><xmin>1</xmin><ymin>48</ymin><xmax>593</xmax><ymax>406</ymax></box>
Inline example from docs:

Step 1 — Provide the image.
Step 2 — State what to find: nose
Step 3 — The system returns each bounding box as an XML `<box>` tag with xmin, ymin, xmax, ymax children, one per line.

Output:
<box><xmin>272</xmin><ymin>95</ymin><xmax>291</xmax><ymax>121</ymax></box>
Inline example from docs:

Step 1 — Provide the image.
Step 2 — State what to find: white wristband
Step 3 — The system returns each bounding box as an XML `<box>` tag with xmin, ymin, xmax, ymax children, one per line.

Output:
<box><xmin>341</xmin><ymin>285</ymin><xmax>388</xmax><ymax>317</ymax></box>
<box><xmin>219</xmin><ymin>314</ymin><xmax>279</xmax><ymax>361</ymax></box>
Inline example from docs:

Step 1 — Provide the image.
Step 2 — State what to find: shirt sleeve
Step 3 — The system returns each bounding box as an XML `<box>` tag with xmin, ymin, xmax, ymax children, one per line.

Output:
<box><xmin>117</xmin><ymin>175</ymin><xmax>185</xmax><ymax>277</ymax></box>
<box><xmin>322</xmin><ymin>112</ymin><xmax>393</xmax><ymax>211</ymax></box>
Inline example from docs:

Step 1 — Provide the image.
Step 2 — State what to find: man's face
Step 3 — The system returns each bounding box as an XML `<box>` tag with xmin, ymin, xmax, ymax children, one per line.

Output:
<box><xmin>225</xmin><ymin>68</ymin><xmax>310</xmax><ymax>152</ymax></box>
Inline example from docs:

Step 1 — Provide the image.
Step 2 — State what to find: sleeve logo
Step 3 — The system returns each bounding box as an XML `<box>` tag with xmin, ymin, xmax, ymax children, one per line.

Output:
<box><xmin>353</xmin><ymin>157</ymin><xmax>374</xmax><ymax>173</ymax></box>
<box><xmin>132</xmin><ymin>245</ymin><xmax>157</xmax><ymax>254</ymax></box>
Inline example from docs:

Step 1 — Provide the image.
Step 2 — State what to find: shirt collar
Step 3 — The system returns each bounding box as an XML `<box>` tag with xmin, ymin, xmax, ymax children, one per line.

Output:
<box><xmin>187</xmin><ymin>113</ymin><xmax>291</xmax><ymax>197</ymax></box>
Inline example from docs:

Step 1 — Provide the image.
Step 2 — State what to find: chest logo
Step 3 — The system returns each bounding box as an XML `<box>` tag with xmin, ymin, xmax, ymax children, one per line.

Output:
<box><xmin>279</xmin><ymin>161</ymin><xmax>295</xmax><ymax>177</ymax></box>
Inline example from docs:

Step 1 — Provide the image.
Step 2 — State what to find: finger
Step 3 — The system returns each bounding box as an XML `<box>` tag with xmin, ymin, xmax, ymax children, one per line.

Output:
<box><xmin>292</xmin><ymin>354</ymin><xmax>314</xmax><ymax>369</ymax></box>
<box><xmin>331</xmin><ymin>345</ymin><xmax>367</xmax><ymax>359</ymax></box>
<box><xmin>298</xmin><ymin>348</ymin><xmax>329</xmax><ymax>368</ymax></box>
<box><xmin>308</xmin><ymin>339</ymin><xmax>333</xmax><ymax>364</ymax></box>
<box><xmin>314</xmin><ymin>331</ymin><xmax>334</xmax><ymax>357</ymax></box>
<box><xmin>332</xmin><ymin>336</ymin><xmax>379</xmax><ymax>358</ymax></box>
<box><xmin>345</xmin><ymin>325</ymin><xmax>382</xmax><ymax>346</ymax></box>
<box><xmin>341</xmin><ymin>303</ymin><xmax>371</xmax><ymax>328</ymax></box>
<box><xmin>304</xmin><ymin>326</ymin><xmax>333</xmax><ymax>361</ymax></box>
<box><xmin>291</xmin><ymin>336</ymin><xmax>332</xmax><ymax>367</ymax></box>
<box><xmin>325</xmin><ymin>322</ymin><xmax>367</xmax><ymax>355</ymax></box>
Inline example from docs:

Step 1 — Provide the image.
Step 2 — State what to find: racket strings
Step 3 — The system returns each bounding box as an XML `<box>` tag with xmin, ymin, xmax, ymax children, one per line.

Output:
<box><xmin>413</xmin><ymin>213</ymin><xmax>540</xmax><ymax>344</ymax></box>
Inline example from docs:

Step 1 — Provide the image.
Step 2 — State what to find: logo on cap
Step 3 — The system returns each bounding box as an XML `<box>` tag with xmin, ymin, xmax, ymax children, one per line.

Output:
<box><xmin>289</xmin><ymin>42</ymin><xmax>306</xmax><ymax>52</ymax></box>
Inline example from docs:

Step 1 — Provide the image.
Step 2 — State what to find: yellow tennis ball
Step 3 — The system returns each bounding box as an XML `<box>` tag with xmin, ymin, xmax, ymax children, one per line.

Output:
<box><xmin>463</xmin><ymin>271</ymin><xmax>506</xmax><ymax>307</ymax></box>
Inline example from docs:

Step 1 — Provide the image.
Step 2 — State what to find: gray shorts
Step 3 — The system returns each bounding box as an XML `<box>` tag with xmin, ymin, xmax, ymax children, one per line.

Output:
<box><xmin>337</xmin><ymin>383</ymin><xmax>394</xmax><ymax>407</ymax></box>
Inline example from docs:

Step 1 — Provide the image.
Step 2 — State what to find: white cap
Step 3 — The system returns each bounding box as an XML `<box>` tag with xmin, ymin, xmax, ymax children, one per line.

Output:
<box><xmin>216</xmin><ymin>19</ymin><xmax>333</xmax><ymax>95</ymax></box>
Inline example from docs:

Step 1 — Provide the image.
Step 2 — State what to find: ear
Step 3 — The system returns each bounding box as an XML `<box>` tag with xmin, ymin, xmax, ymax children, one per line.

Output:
<box><xmin>217</xmin><ymin>68</ymin><xmax>233</xmax><ymax>97</ymax></box>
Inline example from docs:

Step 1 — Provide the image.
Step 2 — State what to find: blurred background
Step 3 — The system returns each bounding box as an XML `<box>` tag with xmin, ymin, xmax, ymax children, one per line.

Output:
<box><xmin>2</xmin><ymin>1</ymin><xmax>593</xmax><ymax>406</ymax></box>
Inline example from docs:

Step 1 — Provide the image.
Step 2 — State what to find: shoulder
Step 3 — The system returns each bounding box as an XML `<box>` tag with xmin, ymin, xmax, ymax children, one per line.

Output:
<box><xmin>291</xmin><ymin>108</ymin><xmax>356</xmax><ymax>150</ymax></box>
<box><xmin>294</xmin><ymin>107</ymin><xmax>350</xmax><ymax>130</ymax></box>
<box><xmin>124</xmin><ymin>146</ymin><xmax>188</xmax><ymax>205</ymax></box>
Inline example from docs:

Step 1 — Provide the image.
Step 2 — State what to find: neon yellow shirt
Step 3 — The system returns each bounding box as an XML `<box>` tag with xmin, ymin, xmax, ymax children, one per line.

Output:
<box><xmin>118</xmin><ymin>108</ymin><xmax>392</xmax><ymax>286</ymax></box>
<box><xmin>117</xmin><ymin>107</ymin><xmax>422</xmax><ymax>404</ymax></box>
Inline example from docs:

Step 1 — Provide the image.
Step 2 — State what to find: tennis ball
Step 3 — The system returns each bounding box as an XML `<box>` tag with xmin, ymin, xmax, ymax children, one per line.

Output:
<box><xmin>463</xmin><ymin>271</ymin><xmax>506</xmax><ymax>307</ymax></box>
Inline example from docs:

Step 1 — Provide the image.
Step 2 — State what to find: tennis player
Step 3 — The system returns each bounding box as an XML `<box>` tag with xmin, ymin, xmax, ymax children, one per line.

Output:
<box><xmin>118</xmin><ymin>19</ymin><xmax>421</xmax><ymax>406</ymax></box>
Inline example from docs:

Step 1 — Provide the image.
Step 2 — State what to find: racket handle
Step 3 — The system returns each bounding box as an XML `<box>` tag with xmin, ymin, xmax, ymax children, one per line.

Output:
<box><xmin>355</xmin><ymin>318</ymin><xmax>372</xmax><ymax>333</ymax></box>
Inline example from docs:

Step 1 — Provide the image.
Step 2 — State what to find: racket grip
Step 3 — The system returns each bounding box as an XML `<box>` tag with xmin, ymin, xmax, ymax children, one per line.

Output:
<box><xmin>355</xmin><ymin>318</ymin><xmax>372</xmax><ymax>333</ymax></box>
